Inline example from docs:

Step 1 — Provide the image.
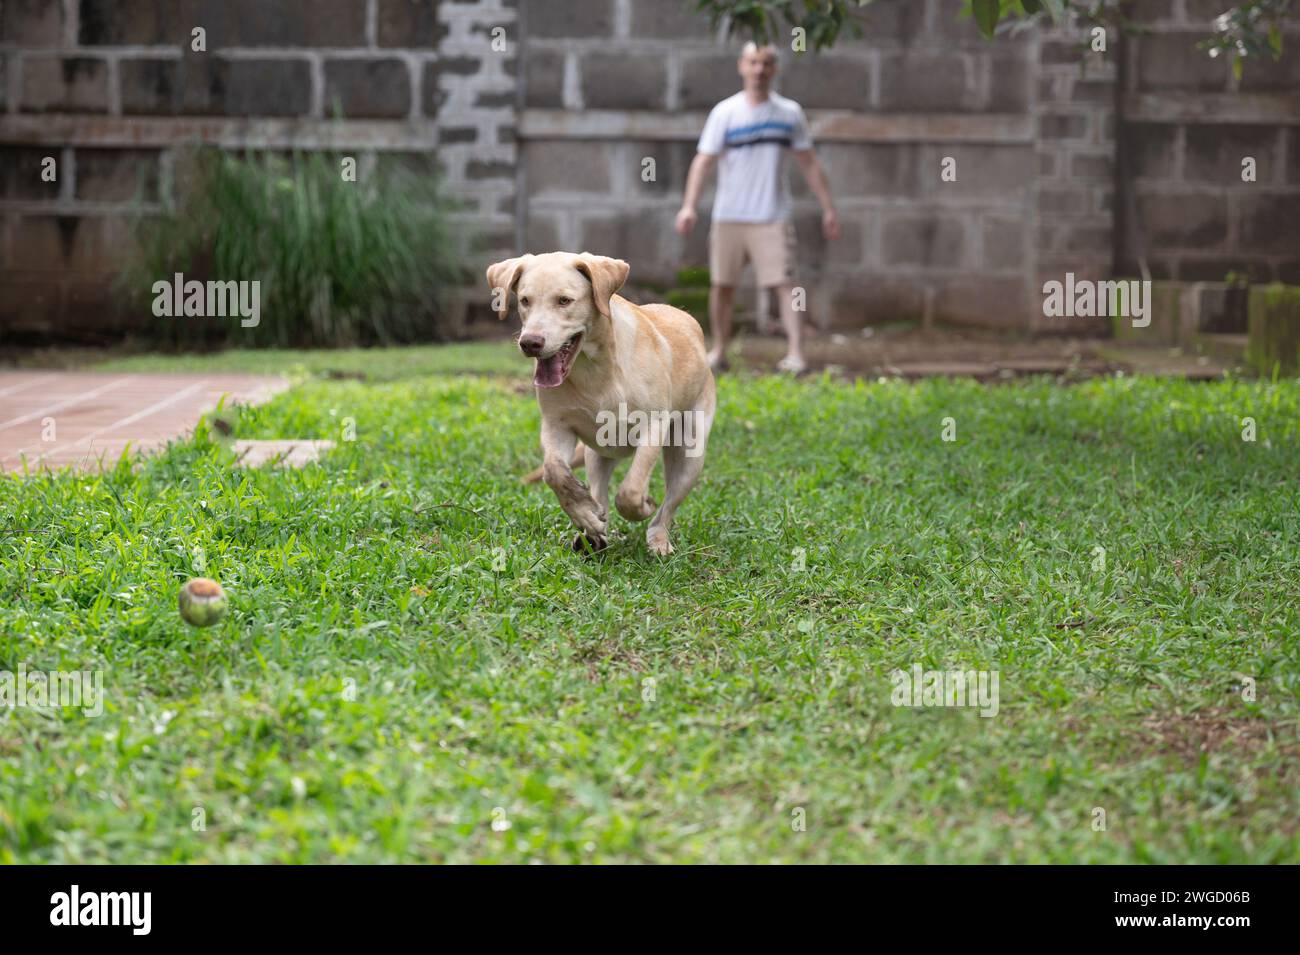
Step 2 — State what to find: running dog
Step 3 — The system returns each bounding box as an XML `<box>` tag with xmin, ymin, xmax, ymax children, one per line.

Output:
<box><xmin>487</xmin><ymin>252</ymin><xmax>715</xmax><ymax>556</ymax></box>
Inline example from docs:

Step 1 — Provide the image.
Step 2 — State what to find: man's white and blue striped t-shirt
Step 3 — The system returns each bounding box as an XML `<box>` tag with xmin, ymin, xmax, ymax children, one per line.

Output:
<box><xmin>697</xmin><ymin>91</ymin><xmax>813</xmax><ymax>224</ymax></box>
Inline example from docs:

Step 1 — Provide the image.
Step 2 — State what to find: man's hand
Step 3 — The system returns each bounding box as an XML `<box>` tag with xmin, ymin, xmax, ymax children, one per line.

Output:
<box><xmin>679</xmin><ymin>153</ymin><xmax>715</xmax><ymax>235</ymax></box>
<box><xmin>822</xmin><ymin>208</ymin><xmax>841</xmax><ymax>241</ymax></box>
<box><xmin>795</xmin><ymin>150</ymin><xmax>840</xmax><ymax>241</ymax></box>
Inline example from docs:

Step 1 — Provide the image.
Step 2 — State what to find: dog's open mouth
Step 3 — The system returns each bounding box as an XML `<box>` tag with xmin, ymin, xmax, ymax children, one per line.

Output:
<box><xmin>533</xmin><ymin>332</ymin><xmax>583</xmax><ymax>388</ymax></box>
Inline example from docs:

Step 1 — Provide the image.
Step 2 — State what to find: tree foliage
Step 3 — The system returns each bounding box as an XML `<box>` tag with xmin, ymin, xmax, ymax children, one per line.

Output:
<box><xmin>696</xmin><ymin>0</ymin><xmax>1292</xmax><ymax>75</ymax></box>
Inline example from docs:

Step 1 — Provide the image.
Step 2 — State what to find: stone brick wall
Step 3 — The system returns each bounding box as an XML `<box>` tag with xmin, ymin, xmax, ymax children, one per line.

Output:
<box><xmin>1</xmin><ymin>0</ymin><xmax>1296</xmax><ymax>338</ymax></box>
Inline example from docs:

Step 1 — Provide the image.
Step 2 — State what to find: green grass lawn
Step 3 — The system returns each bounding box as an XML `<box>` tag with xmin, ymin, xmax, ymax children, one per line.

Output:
<box><xmin>2</xmin><ymin>346</ymin><xmax>1298</xmax><ymax>863</ymax></box>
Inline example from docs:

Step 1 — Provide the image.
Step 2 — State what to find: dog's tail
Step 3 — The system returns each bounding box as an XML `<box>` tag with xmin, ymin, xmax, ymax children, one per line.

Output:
<box><xmin>521</xmin><ymin>443</ymin><xmax>587</xmax><ymax>484</ymax></box>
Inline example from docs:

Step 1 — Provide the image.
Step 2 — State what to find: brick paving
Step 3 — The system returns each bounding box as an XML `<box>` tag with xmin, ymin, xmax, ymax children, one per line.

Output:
<box><xmin>0</xmin><ymin>372</ymin><xmax>288</xmax><ymax>473</ymax></box>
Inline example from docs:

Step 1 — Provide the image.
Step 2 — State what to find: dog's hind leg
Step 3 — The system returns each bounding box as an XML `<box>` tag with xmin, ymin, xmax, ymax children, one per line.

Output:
<box><xmin>615</xmin><ymin>443</ymin><xmax>660</xmax><ymax>522</ymax></box>
<box><xmin>522</xmin><ymin>442</ymin><xmax>586</xmax><ymax>485</ymax></box>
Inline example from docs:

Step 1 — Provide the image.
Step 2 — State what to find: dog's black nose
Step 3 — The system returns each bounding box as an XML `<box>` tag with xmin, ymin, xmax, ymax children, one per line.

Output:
<box><xmin>519</xmin><ymin>334</ymin><xmax>545</xmax><ymax>357</ymax></box>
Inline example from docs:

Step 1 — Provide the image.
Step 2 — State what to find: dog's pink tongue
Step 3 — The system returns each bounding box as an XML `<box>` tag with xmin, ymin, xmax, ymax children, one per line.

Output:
<box><xmin>534</xmin><ymin>354</ymin><xmax>565</xmax><ymax>388</ymax></box>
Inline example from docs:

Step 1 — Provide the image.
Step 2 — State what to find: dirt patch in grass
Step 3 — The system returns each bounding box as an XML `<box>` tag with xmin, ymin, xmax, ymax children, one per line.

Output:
<box><xmin>572</xmin><ymin>638</ymin><xmax>650</xmax><ymax>682</ymax></box>
<box><xmin>1136</xmin><ymin>708</ymin><xmax>1296</xmax><ymax>764</ymax></box>
<box><xmin>730</xmin><ymin>327</ymin><xmax>1234</xmax><ymax>381</ymax></box>
<box><xmin>1062</xmin><ymin>706</ymin><xmax>1298</xmax><ymax>769</ymax></box>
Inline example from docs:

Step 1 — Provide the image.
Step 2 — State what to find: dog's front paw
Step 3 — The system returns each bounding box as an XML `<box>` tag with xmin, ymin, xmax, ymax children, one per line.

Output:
<box><xmin>571</xmin><ymin>532</ymin><xmax>608</xmax><ymax>555</ymax></box>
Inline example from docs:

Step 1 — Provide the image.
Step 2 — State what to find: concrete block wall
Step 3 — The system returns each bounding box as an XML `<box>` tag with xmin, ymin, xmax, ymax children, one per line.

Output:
<box><xmin>1</xmin><ymin>0</ymin><xmax>1296</xmax><ymax>337</ymax></box>
<box><xmin>1120</xmin><ymin>0</ymin><xmax>1300</xmax><ymax>285</ymax></box>
<box><xmin>0</xmin><ymin>0</ymin><xmax>518</xmax><ymax>338</ymax></box>
<box><xmin>520</xmin><ymin>0</ymin><xmax>1043</xmax><ymax>329</ymax></box>
<box><xmin>1033</xmin><ymin>23</ymin><xmax>1116</xmax><ymax>332</ymax></box>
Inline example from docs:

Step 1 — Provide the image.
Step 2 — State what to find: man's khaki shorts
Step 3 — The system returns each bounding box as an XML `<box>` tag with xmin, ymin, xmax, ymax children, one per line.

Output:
<box><xmin>709</xmin><ymin>220</ymin><xmax>796</xmax><ymax>288</ymax></box>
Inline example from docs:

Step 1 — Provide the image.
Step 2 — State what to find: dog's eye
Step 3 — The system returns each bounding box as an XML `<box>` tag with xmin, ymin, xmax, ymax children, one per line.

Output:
<box><xmin>519</xmin><ymin>297</ymin><xmax>530</xmax><ymax>308</ymax></box>
<box><xmin>557</xmin><ymin>297</ymin><xmax>573</xmax><ymax>307</ymax></box>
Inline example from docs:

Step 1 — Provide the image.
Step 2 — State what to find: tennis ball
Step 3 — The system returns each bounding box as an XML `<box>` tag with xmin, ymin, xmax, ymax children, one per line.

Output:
<box><xmin>178</xmin><ymin>577</ymin><xmax>228</xmax><ymax>628</ymax></box>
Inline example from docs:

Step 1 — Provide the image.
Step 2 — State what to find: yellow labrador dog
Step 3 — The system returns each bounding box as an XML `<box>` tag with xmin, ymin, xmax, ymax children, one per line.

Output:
<box><xmin>486</xmin><ymin>252</ymin><xmax>715</xmax><ymax>556</ymax></box>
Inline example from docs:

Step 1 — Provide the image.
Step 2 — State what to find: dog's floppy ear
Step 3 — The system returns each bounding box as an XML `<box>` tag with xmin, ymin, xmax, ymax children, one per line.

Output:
<box><xmin>573</xmin><ymin>254</ymin><xmax>630</xmax><ymax>319</ymax></box>
<box><xmin>485</xmin><ymin>255</ymin><xmax>533</xmax><ymax>320</ymax></box>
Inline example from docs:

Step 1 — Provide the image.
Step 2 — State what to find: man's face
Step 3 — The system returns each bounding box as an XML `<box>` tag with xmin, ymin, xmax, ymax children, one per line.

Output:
<box><xmin>737</xmin><ymin>46</ymin><xmax>778</xmax><ymax>92</ymax></box>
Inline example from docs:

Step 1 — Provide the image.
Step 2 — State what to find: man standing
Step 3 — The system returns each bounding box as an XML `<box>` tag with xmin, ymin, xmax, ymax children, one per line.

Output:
<box><xmin>675</xmin><ymin>42</ymin><xmax>840</xmax><ymax>374</ymax></box>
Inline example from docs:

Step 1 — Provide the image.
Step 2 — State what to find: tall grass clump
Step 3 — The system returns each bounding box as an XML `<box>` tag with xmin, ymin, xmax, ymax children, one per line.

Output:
<box><xmin>121</xmin><ymin>148</ymin><xmax>468</xmax><ymax>348</ymax></box>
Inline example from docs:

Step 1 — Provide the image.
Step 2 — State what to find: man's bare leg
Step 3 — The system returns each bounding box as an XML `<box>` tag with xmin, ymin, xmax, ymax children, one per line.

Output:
<box><xmin>773</xmin><ymin>282</ymin><xmax>806</xmax><ymax>373</ymax></box>
<box><xmin>708</xmin><ymin>284</ymin><xmax>736</xmax><ymax>370</ymax></box>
